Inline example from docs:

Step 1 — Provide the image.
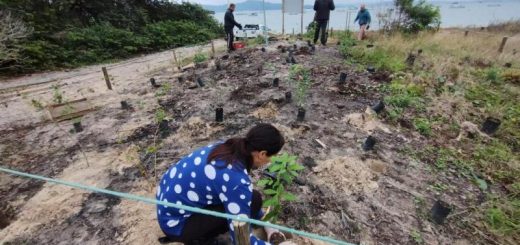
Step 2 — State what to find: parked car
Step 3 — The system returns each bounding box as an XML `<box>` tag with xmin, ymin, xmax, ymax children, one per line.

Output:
<box><xmin>235</xmin><ymin>24</ymin><xmax>270</xmax><ymax>39</ymax></box>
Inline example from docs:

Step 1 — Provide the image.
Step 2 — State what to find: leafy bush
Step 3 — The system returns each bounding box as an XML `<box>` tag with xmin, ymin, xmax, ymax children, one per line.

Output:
<box><xmin>338</xmin><ymin>31</ymin><xmax>358</xmax><ymax>57</ymax></box>
<box><xmin>383</xmin><ymin>0</ymin><xmax>441</xmax><ymax>33</ymax></box>
<box><xmin>258</xmin><ymin>153</ymin><xmax>304</xmax><ymax>222</ymax></box>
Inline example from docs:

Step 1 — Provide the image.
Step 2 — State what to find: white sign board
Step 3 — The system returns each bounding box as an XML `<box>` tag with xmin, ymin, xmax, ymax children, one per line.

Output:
<box><xmin>283</xmin><ymin>0</ymin><xmax>303</xmax><ymax>14</ymax></box>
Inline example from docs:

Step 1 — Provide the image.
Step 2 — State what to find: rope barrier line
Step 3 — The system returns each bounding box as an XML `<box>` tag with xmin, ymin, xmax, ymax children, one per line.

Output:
<box><xmin>0</xmin><ymin>166</ymin><xmax>356</xmax><ymax>245</ymax></box>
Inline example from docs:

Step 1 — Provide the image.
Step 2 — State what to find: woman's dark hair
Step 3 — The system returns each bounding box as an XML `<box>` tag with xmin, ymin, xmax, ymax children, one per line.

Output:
<box><xmin>207</xmin><ymin>123</ymin><xmax>284</xmax><ymax>172</ymax></box>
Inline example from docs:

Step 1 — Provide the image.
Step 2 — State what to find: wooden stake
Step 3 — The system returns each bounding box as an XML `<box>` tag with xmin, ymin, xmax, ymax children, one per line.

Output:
<box><xmin>233</xmin><ymin>221</ymin><xmax>250</xmax><ymax>245</ymax></box>
<box><xmin>282</xmin><ymin>0</ymin><xmax>285</xmax><ymax>35</ymax></box>
<box><xmin>464</xmin><ymin>30</ymin><xmax>469</xmax><ymax>37</ymax></box>
<box><xmin>211</xmin><ymin>41</ymin><xmax>216</xmax><ymax>59</ymax></box>
<box><xmin>173</xmin><ymin>50</ymin><xmax>181</xmax><ymax>70</ymax></box>
<box><xmin>101</xmin><ymin>67</ymin><xmax>112</xmax><ymax>90</ymax></box>
<box><xmin>300</xmin><ymin>0</ymin><xmax>304</xmax><ymax>35</ymax></box>
<box><xmin>331</xmin><ymin>28</ymin><xmax>334</xmax><ymax>37</ymax></box>
<box><xmin>498</xmin><ymin>36</ymin><xmax>508</xmax><ymax>53</ymax></box>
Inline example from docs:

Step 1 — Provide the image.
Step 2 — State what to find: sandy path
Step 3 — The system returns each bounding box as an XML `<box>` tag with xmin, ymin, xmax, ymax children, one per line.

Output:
<box><xmin>0</xmin><ymin>40</ymin><xmax>226</xmax><ymax>130</ymax></box>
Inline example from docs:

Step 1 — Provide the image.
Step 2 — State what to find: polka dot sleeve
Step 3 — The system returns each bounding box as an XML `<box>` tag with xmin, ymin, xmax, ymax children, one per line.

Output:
<box><xmin>220</xmin><ymin>173</ymin><xmax>270</xmax><ymax>245</ymax></box>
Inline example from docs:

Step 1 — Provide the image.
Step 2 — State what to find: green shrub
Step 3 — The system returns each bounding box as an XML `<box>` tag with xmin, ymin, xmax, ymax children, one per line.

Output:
<box><xmin>193</xmin><ymin>52</ymin><xmax>208</xmax><ymax>64</ymax></box>
<box><xmin>413</xmin><ymin>117</ymin><xmax>432</xmax><ymax>136</ymax></box>
<box><xmin>486</xmin><ymin>198</ymin><xmax>520</xmax><ymax>236</ymax></box>
<box><xmin>394</xmin><ymin>0</ymin><xmax>441</xmax><ymax>33</ymax></box>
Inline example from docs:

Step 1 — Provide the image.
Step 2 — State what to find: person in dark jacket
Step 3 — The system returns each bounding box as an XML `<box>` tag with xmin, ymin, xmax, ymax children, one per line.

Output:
<box><xmin>313</xmin><ymin>0</ymin><xmax>335</xmax><ymax>45</ymax></box>
<box><xmin>224</xmin><ymin>3</ymin><xmax>242</xmax><ymax>52</ymax></box>
<box><xmin>354</xmin><ymin>4</ymin><xmax>371</xmax><ymax>40</ymax></box>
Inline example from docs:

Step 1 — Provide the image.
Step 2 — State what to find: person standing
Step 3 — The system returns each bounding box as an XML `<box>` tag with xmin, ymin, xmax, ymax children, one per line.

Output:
<box><xmin>313</xmin><ymin>0</ymin><xmax>335</xmax><ymax>46</ymax></box>
<box><xmin>224</xmin><ymin>3</ymin><xmax>242</xmax><ymax>52</ymax></box>
<box><xmin>354</xmin><ymin>4</ymin><xmax>371</xmax><ymax>40</ymax></box>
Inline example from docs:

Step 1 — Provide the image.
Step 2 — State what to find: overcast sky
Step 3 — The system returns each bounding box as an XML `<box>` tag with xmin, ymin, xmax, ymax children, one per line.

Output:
<box><xmin>185</xmin><ymin>0</ymin><xmax>474</xmax><ymax>6</ymax></box>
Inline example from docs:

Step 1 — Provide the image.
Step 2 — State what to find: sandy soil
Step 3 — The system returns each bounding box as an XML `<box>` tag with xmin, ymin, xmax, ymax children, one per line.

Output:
<box><xmin>0</xmin><ymin>39</ymin><xmax>481</xmax><ymax>244</ymax></box>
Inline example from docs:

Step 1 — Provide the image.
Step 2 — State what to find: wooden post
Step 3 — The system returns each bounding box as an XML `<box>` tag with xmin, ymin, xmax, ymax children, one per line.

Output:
<box><xmin>331</xmin><ymin>28</ymin><xmax>334</xmax><ymax>37</ymax></box>
<box><xmin>498</xmin><ymin>36</ymin><xmax>508</xmax><ymax>53</ymax></box>
<box><xmin>172</xmin><ymin>50</ymin><xmax>180</xmax><ymax>70</ymax></box>
<box><xmin>233</xmin><ymin>221</ymin><xmax>250</xmax><ymax>245</ymax></box>
<box><xmin>300</xmin><ymin>0</ymin><xmax>304</xmax><ymax>35</ymax></box>
<box><xmin>211</xmin><ymin>41</ymin><xmax>216</xmax><ymax>59</ymax></box>
<box><xmin>282</xmin><ymin>0</ymin><xmax>285</xmax><ymax>35</ymax></box>
<box><xmin>101</xmin><ymin>67</ymin><xmax>112</xmax><ymax>90</ymax></box>
<box><xmin>464</xmin><ymin>30</ymin><xmax>469</xmax><ymax>37</ymax></box>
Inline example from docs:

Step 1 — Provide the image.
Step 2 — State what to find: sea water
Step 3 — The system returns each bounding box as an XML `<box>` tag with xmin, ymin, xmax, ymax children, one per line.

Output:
<box><xmin>213</xmin><ymin>0</ymin><xmax>520</xmax><ymax>34</ymax></box>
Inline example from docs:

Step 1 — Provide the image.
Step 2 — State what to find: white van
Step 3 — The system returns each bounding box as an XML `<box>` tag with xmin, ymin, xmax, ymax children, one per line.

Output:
<box><xmin>235</xmin><ymin>24</ymin><xmax>269</xmax><ymax>39</ymax></box>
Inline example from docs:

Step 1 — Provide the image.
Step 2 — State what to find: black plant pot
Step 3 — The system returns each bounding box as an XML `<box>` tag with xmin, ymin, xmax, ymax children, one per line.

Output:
<box><xmin>310</xmin><ymin>45</ymin><xmax>316</xmax><ymax>52</ymax></box>
<box><xmin>273</xmin><ymin>78</ymin><xmax>280</xmax><ymax>87</ymax></box>
<box><xmin>281</xmin><ymin>47</ymin><xmax>286</xmax><ymax>53</ymax></box>
<box><xmin>261</xmin><ymin>47</ymin><xmax>266</xmax><ymax>52</ymax></box>
<box><xmin>362</xmin><ymin>136</ymin><xmax>376</xmax><ymax>151</ymax></box>
<box><xmin>367</xmin><ymin>44</ymin><xmax>374</xmax><ymax>48</ymax></box>
<box><xmin>215</xmin><ymin>107</ymin><xmax>224</xmax><ymax>122</ymax></box>
<box><xmin>371</xmin><ymin>101</ymin><xmax>385</xmax><ymax>114</ymax></box>
<box><xmin>197</xmin><ymin>78</ymin><xmax>205</xmax><ymax>87</ymax></box>
<box><xmin>337</xmin><ymin>41</ymin><xmax>341</xmax><ymax>45</ymax></box>
<box><xmin>297</xmin><ymin>108</ymin><xmax>306</xmax><ymax>122</ymax></box>
<box><xmin>339</xmin><ymin>72</ymin><xmax>347</xmax><ymax>84</ymax></box>
<box><xmin>406</xmin><ymin>53</ymin><xmax>416</xmax><ymax>66</ymax></box>
<box><xmin>431</xmin><ymin>200</ymin><xmax>451</xmax><ymax>224</ymax></box>
<box><xmin>481</xmin><ymin>117</ymin><xmax>501</xmax><ymax>134</ymax></box>
<box><xmin>73</xmin><ymin>122</ymin><xmax>83</xmax><ymax>133</ymax></box>
<box><xmin>178</xmin><ymin>76</ymin><xmax>184</xmax><ymax>83</ymax></box>
<box><xmin>159</xmin><ymin>119</ymin><xmax>169</xmax><ymax>132</ymax></box>
<box><xmin>121</xmin><ymin>101</ymin><xmax>130</xmax><ymax>110</ymax></box>
<box><xmin>150</xmin><ymin>78</ymin><xmax>159</xmax><ymax>88</ymax></box>
<box><xmin>291</xmin><ymin>56</ymin><xmax>297</xmax><ymax>64</ymax></box>
<box><xmin>367</xmin><ymin>66</ymin><xmax>376</xmax><ymax>73</ymax></box>
<box><xmin>505</xmin><ymin>62</ymin><xmax>512</xmax><ymax>68</ymax></box>
<box><xmin>418</xmin><ymin>49</ymin><xmax>423</xmax><ymax>54</ymax></box>
<box><xmin>285</xmin><ymin>92</ymin><xmax>292</xmax><ymax>102</ymax></box>
<box><xmin>286</xmin><ymin>57</ymin><xmax>291</xmax><ymax>64</ymax></box>
<box><xmin>293</xmin><ymin>44</ymin><xmax>297</xmax><ymax>50</ymax></box>
<box><xmin>307</xmin><ymin>40</ymin><xmax>312</xmax><ymax>46</ymax></box>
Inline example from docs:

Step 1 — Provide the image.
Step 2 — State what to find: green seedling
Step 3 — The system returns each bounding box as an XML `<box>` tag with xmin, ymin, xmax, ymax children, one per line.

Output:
<box><xmin>410</xmin><ymin>229</ymin><xmax>424</xmax><ymax>244</ymax></box>
<box><xmin>193</xmin><ymin>52</ymin><xmax>208</xmax><ymax>64</ymax></box>
<box><xmin>155</xmin><ymin>108</ymin><xmax>167</xmax><ymax>123</ymax></box>
<box><xmin>31</xmin><ymin>99</ymin><xmax>44</xmax><ymax>111</ymax></box>
<box><xmin>52</xmin><ymin>85</ymin><xmax>63</xmax><ymax>104</ymax></box>
<box><xmin>257</xmin><ymin>153</ymin><xmax>305</xmax><ymax>222</ymax></box>
<box><xmin>289</xmin><ymin>64</ymin><xmax>312</xmax><ymax>108</ymax></box>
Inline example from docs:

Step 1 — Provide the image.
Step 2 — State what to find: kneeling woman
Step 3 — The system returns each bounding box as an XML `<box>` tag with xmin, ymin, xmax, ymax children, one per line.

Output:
<box><xmin>156</xmin><ymin>124</ymin><xmax>285</xmax><ymax>244</ymax></box>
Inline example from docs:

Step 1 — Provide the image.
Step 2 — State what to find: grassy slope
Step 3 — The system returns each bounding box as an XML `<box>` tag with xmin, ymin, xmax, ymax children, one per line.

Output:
<box><xmin>335</xmin><ymin>23</ymin><xmax>519</xmax><ymax>243</ymax></box>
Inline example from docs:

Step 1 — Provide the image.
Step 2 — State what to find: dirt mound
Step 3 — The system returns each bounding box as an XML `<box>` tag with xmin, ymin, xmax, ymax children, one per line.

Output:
<box><xmin>252</xmin><ymin>102</ymin><xmax>278</xmax><ymax>119</ymax></box>
<box><xmin>342</xmin><ymin>109</ymin><xmax>391</xmax><ymax>134</ymax></box>
<box><xmin>173</xmin><ymin>117</ymin><xmax>223</xmax><ymax>144</ymax></box>
<box><xmin>311</xmin><ymin>156</ymin><xmax>385</xmax><ymax>196</ymax></box>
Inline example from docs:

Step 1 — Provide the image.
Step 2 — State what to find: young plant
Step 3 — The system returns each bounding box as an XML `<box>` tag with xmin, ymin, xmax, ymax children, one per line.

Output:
<box><xmin>413</xmin><ymin>117</ymin><xmax>432</xmax><ymax>136</ymax></box>
<box><xmin>193</xmin><ymin>52</ymin><xmax>208</xmax><ymax>64</ymax></box>
<box><xmin>155</xmin><ymin>108</ymin><xmax>167</xmax><ymax>123</ymax></box>
<box><xmin>30</xmin><ymin>99</ymin><xmax>44</xmax><ymax>111</ymax></box>
<box><xmin>155</xmin><ymin>82</ymin><xmax>172</xmax><ymax>97</ymax></box>
<box><xmin>289</xmin><ymin>64</ymin><xmax>312</xmax><ymax>108</ymax></box>
<box><xmin>52</xmin><ymin>85</ymin><xmax>63</xmax><ymax>104</ymax></box>
<box><xmin>257</xmin><ymin>153</ymin><xmax>305</xmax><ymax>222</ymax></box>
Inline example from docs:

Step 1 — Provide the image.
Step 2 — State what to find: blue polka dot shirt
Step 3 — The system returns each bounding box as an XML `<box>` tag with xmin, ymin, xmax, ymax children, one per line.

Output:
<box><xmin>156</xmin><ymin>143</ymin><xmax>269</xmax><ymax>245</ymax></box>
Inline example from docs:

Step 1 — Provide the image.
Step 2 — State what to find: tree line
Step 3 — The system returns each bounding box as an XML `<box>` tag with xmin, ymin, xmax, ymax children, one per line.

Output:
<box><xmin>0</xmin><ymin>0</ymin><xmax>223</xmax><ymax>74</ymax></box>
